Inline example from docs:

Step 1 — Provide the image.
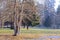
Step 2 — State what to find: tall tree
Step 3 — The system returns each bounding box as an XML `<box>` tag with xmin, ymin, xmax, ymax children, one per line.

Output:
<box><xmin>0</xmin><ymin>0</ymin><xmax>37</xmax><ymax>36</ymax></box>
<box><xmin>55</xmin><ymin>5</ymin><xmax>60</xmax><ymax>28</ymax></box>
<box><xmin>44</xmin><ymin>0</ymin><xmax>55</xmax><ymax>27</ymax></box>
<box><xmin>13</xmin><ymin>0</ymin><xmax>37</xmax><ymax>36</ymax></box>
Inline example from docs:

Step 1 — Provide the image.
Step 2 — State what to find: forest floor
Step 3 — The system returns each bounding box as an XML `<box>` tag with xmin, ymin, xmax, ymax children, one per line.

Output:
<box><xmin>0</xmin><ymin>28</ymin><xmax>60</xmax><ymax>40</ymax></box>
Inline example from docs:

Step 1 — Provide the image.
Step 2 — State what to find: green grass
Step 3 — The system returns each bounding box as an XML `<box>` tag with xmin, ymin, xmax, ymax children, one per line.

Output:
<box><xmin>0</xmin><ymin>28</ymin><xmax>60</xmax><ymax>34</ymax></box>
<box><xmin>21</xmin><ymin>28</ymin><xmax>60</xmax><ymax>34</ymax></box>
<box><xmin>0</xmin><ymin>28</ymin><xmax>13</xmax><ymax>34</ymax></box>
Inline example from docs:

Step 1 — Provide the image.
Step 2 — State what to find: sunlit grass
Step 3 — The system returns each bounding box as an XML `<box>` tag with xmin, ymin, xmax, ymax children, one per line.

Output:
<box><xmin>0</xmin><ymin>28</ymin><xmax>60</xmax><ymax>34</ymax></box>
<box><xmin>0</xmin><ymin>28</ymin><xmax>60</xmax><ymax>35</ymax></box>
<box><xmin>0</xmin><ymin>28</ymin><xmax>13</xmax><ymax>34</ymax></box>
<box><xmin>0</xmin><ymin>28</ymin><xmax>60</xmax><ymax>40</ymax></box>
<box><xmin>21</xmin><ymin>28</ymin><xmax>60</xmax><ymax>34</ymax></box>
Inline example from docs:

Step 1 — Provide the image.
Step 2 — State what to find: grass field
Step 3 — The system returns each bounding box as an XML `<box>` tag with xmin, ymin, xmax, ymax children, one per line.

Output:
<box><xmin>0</xmin><ymin>28</ymin><xmax>60</xmax><ymax>40</ymax></box>
<box><xmin>0</xmin><ymin>28</ymin><xmax>60</xmax><ymax>34</ymax></box>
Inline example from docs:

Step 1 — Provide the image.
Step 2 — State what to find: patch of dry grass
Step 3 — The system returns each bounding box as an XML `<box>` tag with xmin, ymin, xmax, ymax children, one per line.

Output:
<box><xmin>0</xmin><ymin>34</ymin><xmax>40</xmax><ymax>40</ymax></box>
<box><xmin>0</xmin><ymin>28</ymin><xmax>60</xmax><ymax>40</ymax></box>
<box><xmin>0</xmin><ymin>34</ymin><xmax>60</xmax><ymax>40</ymax></box>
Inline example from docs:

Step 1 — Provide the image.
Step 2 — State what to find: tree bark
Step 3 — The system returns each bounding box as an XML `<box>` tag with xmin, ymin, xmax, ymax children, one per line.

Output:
<box><xmin>13</xmin><ymin>0</ymin><xmax>20</xmax><ymax>36</ymax></box>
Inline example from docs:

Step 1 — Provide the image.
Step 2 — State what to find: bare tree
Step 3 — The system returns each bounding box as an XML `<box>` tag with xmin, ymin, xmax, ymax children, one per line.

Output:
<box><xmin>0</xmin><ymin>0</ymin><xmax>37</xmax><ymax>36</ymax></box>
<box><xmin>13</xmin><ymin>0</ymin><xmax>37</xmax><ymax>36</ymax></box>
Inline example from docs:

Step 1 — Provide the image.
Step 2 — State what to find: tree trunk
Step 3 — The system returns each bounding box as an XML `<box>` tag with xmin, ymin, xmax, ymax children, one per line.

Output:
<box><xmin>13</xmin><ymin>25</ymin><xmax>19</xmax><ymax>36</ymax></box>
<box><xmin>27</xmin><ymin>25</ymin><xmax>29</xmax><ymax>30</ymax></box>
<box><xmin>13</xmin><ymin>0</ymin><xmax>20</xmax><ymax>36</ymax></box>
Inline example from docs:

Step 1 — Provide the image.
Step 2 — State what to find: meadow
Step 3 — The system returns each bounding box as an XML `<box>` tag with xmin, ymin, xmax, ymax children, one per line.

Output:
<box><xmin>0</xmin><ymin>28</ymin><xmax>60</xmax><ymax>40</ymax></box>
